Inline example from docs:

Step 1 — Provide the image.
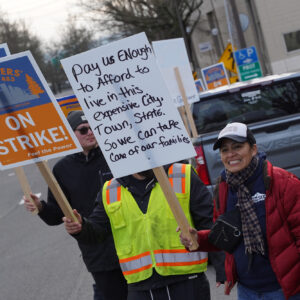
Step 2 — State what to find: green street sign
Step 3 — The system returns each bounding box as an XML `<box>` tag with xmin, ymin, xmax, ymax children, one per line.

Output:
<box><xmin>234</xmin><ymin>46</ymin><xmax>263</xmax><ymax>81</ymax></box>
<box><xmin>238</xmin><ymin>62</ymin><xmax>263</xmax><ymax>81</ymax></box>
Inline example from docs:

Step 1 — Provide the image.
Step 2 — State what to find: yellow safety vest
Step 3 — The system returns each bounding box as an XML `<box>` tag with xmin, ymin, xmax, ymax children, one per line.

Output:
<box><xmin>103</xmin><ymin>163</ymin><xmax>208</xmax><ymax>284</ymax></box>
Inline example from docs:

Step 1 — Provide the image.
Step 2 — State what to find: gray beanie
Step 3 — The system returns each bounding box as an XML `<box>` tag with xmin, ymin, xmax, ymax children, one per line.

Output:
<box><xmin>67</xmin><ymin>110</ymin><xmax>87</xmax><ymax>130</ymax></box>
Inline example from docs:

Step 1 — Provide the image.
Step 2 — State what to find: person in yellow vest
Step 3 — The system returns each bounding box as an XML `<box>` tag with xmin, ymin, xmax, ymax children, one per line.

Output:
<box><xmin>63</xmin><ymin>163</ymin><xmax>225</xmax><ymax>300</ymax></box>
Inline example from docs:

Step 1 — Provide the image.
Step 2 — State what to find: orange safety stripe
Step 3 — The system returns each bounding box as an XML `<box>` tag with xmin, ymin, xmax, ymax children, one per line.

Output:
<box><xmin>168</xmin><ymin>164</ymin><xmax>174</xmax><ymax>188</ymax></box>
<box><xmin>117</xmin><ymin>185</ymin><xmax>121</xmax><ymax>202</ymax></box>
<box><xmin>119</xmin><ymin>251</ymin><xmax>151</xmax><ymax>263</ymax></box>
<box><xmin>168</xmin><ymin>164</ymin><xmax>186</xmax><ymax>193</ymax></box>
<box><xmin>106</xmin><ymin>179</ymin><xmax>113</xmax><ymax>205</ymax></box>
<box><xmin>106</xmin><ymin>179</ymin><xmax>121</xmax><ymax>205</ymax></box>
<box><xmin>122</xmin><ymin>264</ymin><xmax>152</xmax><ymax>276</ymax></box>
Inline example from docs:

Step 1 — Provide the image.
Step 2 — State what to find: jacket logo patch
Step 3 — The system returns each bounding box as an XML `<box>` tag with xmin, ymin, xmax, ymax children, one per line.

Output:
<box><xmin>252</xmin><ymin>192</ymin><xmax>266</xmax><ymax>203</ymax></box>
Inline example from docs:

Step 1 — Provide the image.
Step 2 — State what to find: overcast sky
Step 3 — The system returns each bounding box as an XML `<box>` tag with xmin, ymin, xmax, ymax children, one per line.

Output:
<box><xmin>0</xmin><ymin>0</ymin><xmax>81</xmax><ymax>44</ymax></box>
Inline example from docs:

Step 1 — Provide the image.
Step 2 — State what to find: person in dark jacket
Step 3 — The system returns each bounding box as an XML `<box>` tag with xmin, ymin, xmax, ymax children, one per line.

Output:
<box><xmin>24</xmin><ymin>110</ymin><xmax>127</xmax><ymax>300</ymax></box>
<box><xmin>180</xmin><ymin>122</ymin><xmax>300</xmax><ymax>300</ymax></box>
<box><xmin>63</xmin><ymin>163</ymin><xmax>226</xmax><ymax>300</ymax></box>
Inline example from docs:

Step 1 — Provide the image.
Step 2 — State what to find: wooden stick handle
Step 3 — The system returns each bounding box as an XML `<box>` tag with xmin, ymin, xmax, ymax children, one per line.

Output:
<box><xmin>153</xmin><ymin>166</ymin><xmax>199</xmax><ymax>251</ymax></box>
<box><xmin>14</xmin><ymin>167</ymin><xmax>38</xmax><ymax>215</ymax></box>
<box><xmin>174</xmin><ymin>67</ymin><xmax>198</xmax><ymax>138</ymax></box>
<box><xmin>178</xmin><ymin>106</ymin><xmax>191</xmax><ymax>138</ymax></box>
<box><xmin>36</xmin><ymin>161</ymin><xmax>78</xmax><ymax>222</ymax></box>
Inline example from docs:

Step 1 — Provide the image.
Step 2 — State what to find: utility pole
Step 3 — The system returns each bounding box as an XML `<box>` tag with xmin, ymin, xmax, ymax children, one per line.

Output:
<box><xmin>245</xmin><ymin>0</ymin><xmax>271</xmax><ymax>74</ymax></box>
<box><xmin>173</xmin><ymin>0</ymin><xmax>199</xmax><ymax>70</ymax></box>
<box><xmin>209</xmin><ymin>0</ymin><xmax>225</xmax><ymax>51</ymax></box>
<box><xmin>228</xmin><ymin>0</ymin><xmax>247</xmax><ymax>49</ymax></box>
<box><xmin>224</xmin><ymin>0</ymin><xmax>234</xmax><ymax>48</ymax></box>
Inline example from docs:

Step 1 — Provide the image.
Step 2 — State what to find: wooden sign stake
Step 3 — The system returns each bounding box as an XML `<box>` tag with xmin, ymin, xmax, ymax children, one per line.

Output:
<box><xmin>14</xmin><ymin>167</ymin><xmax>38</xmax><ymax>215</ymax></box>
<box><xmin>153</xmin><ymin>166</ymin><xmax>198</xmax><ymax>251</ymax></box>
<box><xmin>174</xmin><ymin>67</ymin><xmax>198</xmax><ymax>138</ymax></box>
<box><xmin>178</xmin><ymin>106</ymin><xmax>191</xmax><ymax>138</ymax></box>
<box><xmin>36</xmin><ymin>161</ymin><xmax>78</xmax><ymax>222</ymax></box>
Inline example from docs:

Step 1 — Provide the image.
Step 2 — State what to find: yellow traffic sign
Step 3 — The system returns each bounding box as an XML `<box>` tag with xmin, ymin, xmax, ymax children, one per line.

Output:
<box><xmin>219</xmin><ymin>43</ymin><xmax>237</xmax><ymax>74</ymax></box>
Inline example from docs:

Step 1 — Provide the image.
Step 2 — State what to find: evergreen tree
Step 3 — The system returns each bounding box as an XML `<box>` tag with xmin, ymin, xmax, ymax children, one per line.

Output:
<box><xmin>25</xmin><ymin>74</ymin><xmax>44</xmax><ymax>97</ymax></box>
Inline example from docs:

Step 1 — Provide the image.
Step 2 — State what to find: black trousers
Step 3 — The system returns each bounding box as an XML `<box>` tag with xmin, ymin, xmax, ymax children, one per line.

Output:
<box><xmin>93</xmin><ymin>283</ymin><xmax>104</xmax><ymax>300</ymax></box>
<box><xmin>92</xmin><ymin>268</ymin><xmax>128</xmax><ymax>300</ymax></box>
<box><xmin>128</xmin><ymin>273</ymin><xmax>211</xmax><ymax>300</ymax></box>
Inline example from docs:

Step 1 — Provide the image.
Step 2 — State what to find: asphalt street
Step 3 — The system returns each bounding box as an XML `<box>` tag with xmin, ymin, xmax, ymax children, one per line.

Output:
<box><xmin>0</xmin><ymin>159</ymin><xmax>236</xmax><ymax>300</ymax></box>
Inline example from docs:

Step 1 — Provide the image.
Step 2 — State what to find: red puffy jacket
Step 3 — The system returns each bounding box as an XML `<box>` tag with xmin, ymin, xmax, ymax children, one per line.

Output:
<box><xmin>197</xmin><ymin>160</ymin><xmax>300</xmax><ymax>299</ymax></box>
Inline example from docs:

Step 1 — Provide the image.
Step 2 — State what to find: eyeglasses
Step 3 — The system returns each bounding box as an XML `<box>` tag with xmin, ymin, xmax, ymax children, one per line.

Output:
<box><xmin>75</xmin><ymin>126</ymin><xmax>92</xmax><ymax>135</ymax></box>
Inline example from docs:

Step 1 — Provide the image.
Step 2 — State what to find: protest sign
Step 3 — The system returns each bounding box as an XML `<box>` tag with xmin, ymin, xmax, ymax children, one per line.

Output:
<box><xmin>61</xmin><ymin>32</ymin><xmax>198</xmax><ymax>249</ymax></box>
<box><xmin>61</xmin><ymin>32</ymin><xmax>196</xmax><ymax>178</ymax></box>
<box><xmin>195</xmin><ymin>78</ymin><xmax>205</xmax><ymax>93</ymax></box>
<box><xmin>0</xmin><ymin>43</ymin><xmax>10</xmax><ymax>168</ymax></box>
<box><xmin>174</xmin><ymin>67</ymin><xmax>198</xmax><ymax>138</ymax></box>
<box><xmin>0</xmin><ymin>43</ymin><xmax>10</xmax><ymax>57</ymax></box>
<box><xmin>152</xmin><ymin>38</ymin><xmax>199</xmax><ymax>107</ymax></box>
<box><xmin>152</xmin><ymin>38</ymin><xmax>198</xmax><ymax>138</ymax></box>
<box><xmin>201</xmin><ymin>62</ymin><xmax>229</xmax><ymax>90</ymax></box>
<box><xmin>0</xmin><ymin>44</ymin><xmax>39</xmax><ymax>213</ymax></box>
<box><xmin>0</xmin><ymin>52</ymin><xmax>82</xmax><ymax>220</ymax></box>
<box><xmin>0</xmin><ymin>51</ymin><xmax>82</xmax><ymax>169</ymax></box>
<box><xmin>56</xmin><ymin>94</ymin><xmax>82</xmax><ymax>117</ymax></box>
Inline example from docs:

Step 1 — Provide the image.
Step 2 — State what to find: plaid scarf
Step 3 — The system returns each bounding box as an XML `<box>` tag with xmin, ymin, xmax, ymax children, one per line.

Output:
<box><xmin>226</xmin><ymin>155</ymin><xmax>265</xmax><ymax>255</ymax></box>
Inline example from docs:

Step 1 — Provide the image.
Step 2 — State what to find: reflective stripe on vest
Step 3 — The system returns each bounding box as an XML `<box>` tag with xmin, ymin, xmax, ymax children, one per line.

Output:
<box><xmin>106</xmin><ymin>164</ymin><xmax>187</xmax><ymax>204</ymax></box>
<box><xmin>119</xmin><ymin>251</ymin><xmax>152</xmax><ymax>276</ymax></box>
<box><xmin>154</xmin><ymin>249</ymin><xmax>208</xmax><ymax>267</ymax></box>
<box><xmin>106</xmin><ymin>179</ymin><xmax>121</xmax><ymax>204</ymax></box>
<box><xmin>168</xmin><ymin>164</ymin><xmax>186</xmax><ymax>193</ymax></box>
<box><xmin>105</xmin><ymin>164</ymin><xmax>207</xmax><ymax>280</ymax></box>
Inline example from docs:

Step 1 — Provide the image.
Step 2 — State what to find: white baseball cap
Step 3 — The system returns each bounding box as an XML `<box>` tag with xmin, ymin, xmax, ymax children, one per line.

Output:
<box><xmin>213</xmin><ymin>122</ymin><xmax>256</xmax><ymax>150</ymax></box>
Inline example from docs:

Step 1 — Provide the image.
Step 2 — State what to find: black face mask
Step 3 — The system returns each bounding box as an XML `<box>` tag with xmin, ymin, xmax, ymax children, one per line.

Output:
<box><xmin>138</xmin><ymin>170</ymin><xmax>155</xmax><ymax>180</ymax></box>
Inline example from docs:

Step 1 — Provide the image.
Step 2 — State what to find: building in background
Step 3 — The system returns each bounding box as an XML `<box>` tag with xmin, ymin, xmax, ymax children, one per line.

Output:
<box><xmin>191</xmin><ymin>0</ymin><xmax>300</xmax><ymax>76</ymax></box>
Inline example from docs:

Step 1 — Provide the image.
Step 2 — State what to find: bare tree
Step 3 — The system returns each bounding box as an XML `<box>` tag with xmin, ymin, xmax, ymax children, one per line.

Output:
<box><xmin>78</xmin><ymin>0</ymin><xmax>203</xmax><ymax>68</ymax></box>
<box><xmin>0</xmin><ymin>16</ymin><xmax>45</xmax><ymax>71</ymax></box>
<box><xmin>59</xmin><ymin>17</ymin><xmax>96</xmax><ymax>57</ymax></box>
<box><xmin>45</xmin><ymin>17</ymin><xmax>97</xmax><ymax>94</ymax></box>
<box><xmin>0</xmin><ymin>13</ymin><xmax>96</xmax><ymax>95</ymax></box>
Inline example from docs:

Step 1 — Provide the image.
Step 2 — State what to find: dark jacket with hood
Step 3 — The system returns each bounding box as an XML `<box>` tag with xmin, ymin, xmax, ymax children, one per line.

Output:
<box><xmin>38</xmin><ymin>146</ymin><xmax>120</xmax><ymax>273</ymax></box>
<box><xmin>73</xmin><ymin>164</ymin><xmax>226</xmax><ymax>291</ymax></box>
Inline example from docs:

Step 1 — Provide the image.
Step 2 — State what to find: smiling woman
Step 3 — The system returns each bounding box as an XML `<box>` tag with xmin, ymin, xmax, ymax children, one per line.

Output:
<box><xmin>219</xmin><ymin>140</ymin><xmax>257</xmax><ymax>173</ymax></box>
<box><xmin>215</xmin><ymin>123</ymin><xmax>257</xmax><ymax>174</ymax></box>
<box><xmin>180</xmin><ymin>122</ymin><xmax>300</xmax><ymax>300</ymax></box>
